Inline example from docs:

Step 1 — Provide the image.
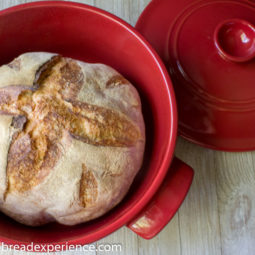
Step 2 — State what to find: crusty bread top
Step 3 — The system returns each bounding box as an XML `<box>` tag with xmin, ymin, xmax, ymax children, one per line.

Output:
<box><xmin>0</xmin><ymin>55</ymin><xmax>141</xmax><ymax>194</ymax></box>
<box><xmin>0</xmin><ymin>53</ymin><xmax>145</xmax><ymax>226</ymax></box>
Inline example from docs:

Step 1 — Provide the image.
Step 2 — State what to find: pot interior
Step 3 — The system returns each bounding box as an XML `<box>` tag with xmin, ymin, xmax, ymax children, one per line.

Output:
<box><xmin>0</xmin><ymin>2</ymin><xmax>176</xmax><ymax>244</ymax></box>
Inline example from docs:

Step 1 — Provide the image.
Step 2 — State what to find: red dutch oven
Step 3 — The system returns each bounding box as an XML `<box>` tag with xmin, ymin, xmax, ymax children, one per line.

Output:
<box><xmin>0</xmin><ymin>1</ymin><xmax>194</xmax><ymax>248</ymax></box>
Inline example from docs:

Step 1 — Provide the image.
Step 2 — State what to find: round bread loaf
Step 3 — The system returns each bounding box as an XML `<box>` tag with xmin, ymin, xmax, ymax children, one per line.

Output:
<box><xmin>0</xmin><ymin>53</ymin><xmax>145</xmax><ymax>226</ymax></box>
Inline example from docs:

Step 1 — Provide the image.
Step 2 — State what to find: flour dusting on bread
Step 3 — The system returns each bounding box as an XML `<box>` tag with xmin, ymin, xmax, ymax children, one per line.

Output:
<box><xmin>0</xmin><ymin>52</ymin><xmax>145</xmax><ymax>226</ymax></box>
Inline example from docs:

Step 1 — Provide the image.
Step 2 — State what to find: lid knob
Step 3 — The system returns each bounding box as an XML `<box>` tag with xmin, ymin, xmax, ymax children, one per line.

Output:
<box><xmin>214</xmin><ymin>19</ymin><xmax>255</xmax><ymax>62</ymax></box>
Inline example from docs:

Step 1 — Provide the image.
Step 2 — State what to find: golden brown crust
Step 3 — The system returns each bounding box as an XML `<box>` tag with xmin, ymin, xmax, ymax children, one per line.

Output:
<box><xmin>59</xmin><ymin>60</ymin><xmax>84</xmax><ymax>100</ymax></box>
<box><xmin>106</xmin><ymin>75</ymin><xmax>129</xmax><ymax>88</ymax></box>
<box><xmin>33</xmin><ymin>55</ymin><xmax>62</xmax><ymax>89</ymax></box>
<box><xmin>79</xmin><ymin>164</ymin><xmax>98</xmax><ymax>208</ymax></box>
<box><xmin>0</xmin><ymin>55</ymin><xmax>141</xmax><ymax>194</ymax></box>
<box><xmin>34</xmin><ymin>55</ymin><xmax>84</xmax><ymax>100</ymax></box>
<box><xmin>5</xmin><ymin>132</ymin><xmax>61</xmax><ymax>194</ymax></box>
<box><xmin>69</xmin><ymin>101</ymin><xmax>141</xmax><ymax>146</ymax></box>
<box><xmin>0</xmin><ymin>86</ymin><xmax>32</xmax><ymax>115</ymax></box>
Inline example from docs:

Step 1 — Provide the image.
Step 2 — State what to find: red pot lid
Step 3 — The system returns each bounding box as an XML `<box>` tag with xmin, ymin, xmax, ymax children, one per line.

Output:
<box><xmin>136</xmin><ymin>0</ymin><xmax>255</xmax><ymax>151</ymax></box>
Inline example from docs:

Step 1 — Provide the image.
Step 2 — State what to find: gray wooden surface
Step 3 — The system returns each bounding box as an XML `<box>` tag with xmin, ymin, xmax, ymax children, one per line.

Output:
<box><xmin>1</xmin><ymin>1</ymin><xmax>255</xmax><ymax>255</ymax></box>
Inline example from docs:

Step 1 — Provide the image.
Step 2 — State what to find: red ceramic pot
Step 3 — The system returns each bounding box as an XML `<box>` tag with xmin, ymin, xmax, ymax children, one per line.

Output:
<box><xmin>136</xmin><ymin>0</ymin><xmax>255</xmax><ymax>151</ymax></box>
<box><xmin>0</xmin><ymin>1</ymin><xmax>193</xmax><ymax>249</ymax></box>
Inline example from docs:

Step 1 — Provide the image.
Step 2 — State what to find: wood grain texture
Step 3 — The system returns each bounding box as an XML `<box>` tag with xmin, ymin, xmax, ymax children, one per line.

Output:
<box><xmin>0</xmin><ymin>1</ymin><xmax>255</xmax><ymax>255</ymax></box>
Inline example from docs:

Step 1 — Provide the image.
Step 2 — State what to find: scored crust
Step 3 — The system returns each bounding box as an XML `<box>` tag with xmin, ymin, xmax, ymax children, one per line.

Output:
<box><xmin>0</xmin><ymin>53</ymin><xmax>145</xmax><ymax>226</ymax></box>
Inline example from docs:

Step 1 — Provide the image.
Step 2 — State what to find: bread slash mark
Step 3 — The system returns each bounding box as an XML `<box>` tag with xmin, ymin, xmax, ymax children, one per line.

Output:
<box><xmin>79</xmin><ymin>164</ymin><xmax>98</xmax><ymax>208</ymax></box>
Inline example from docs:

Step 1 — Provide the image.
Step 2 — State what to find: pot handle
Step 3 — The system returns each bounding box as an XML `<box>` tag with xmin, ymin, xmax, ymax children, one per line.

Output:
<box><xmin>126</xmin><ymin>157</ymin><xmax>194</xmax><ymax>239</ymax></box>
